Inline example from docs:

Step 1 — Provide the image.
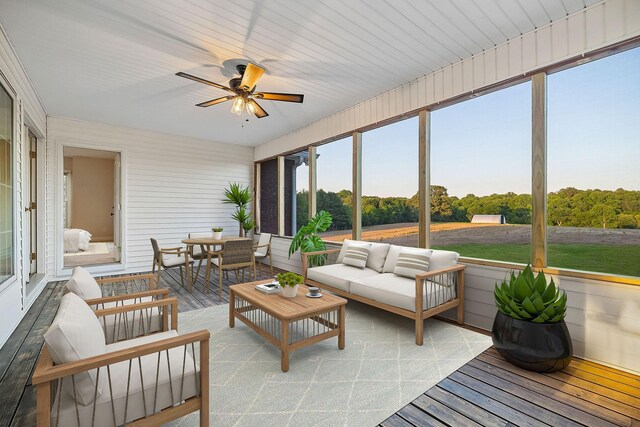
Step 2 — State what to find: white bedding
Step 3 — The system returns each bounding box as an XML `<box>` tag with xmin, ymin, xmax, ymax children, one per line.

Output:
<box><xmin>64</xmin><ymin>228</ymin><xmax>92</xmax><ymax>253</ymax></box>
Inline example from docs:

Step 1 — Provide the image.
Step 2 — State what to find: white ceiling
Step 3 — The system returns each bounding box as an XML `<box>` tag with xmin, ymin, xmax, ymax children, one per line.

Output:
<box><xmin>0</xmin><ymin>0</ymin><xmax>599</xmax><ymax>146</ymax></box>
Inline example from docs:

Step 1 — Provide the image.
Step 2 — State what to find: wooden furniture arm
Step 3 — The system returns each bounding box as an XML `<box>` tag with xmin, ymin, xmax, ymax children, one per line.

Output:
<box><xmin>96</xmin><ymin>273</ymin><xmax>155</xmax><ymax>285</ymax></box>
<box><xmin>254</xmin><ymin>243</ymin><xmax>271</xmax><ymax>250</ymax></box>
<box><xmin>160</xmin><ymin>247</ymin><xmax>184</xmax><ymax>255</ymax></box>
<box><xmin>32</xmin><ymin>330</ymin><xmax>210</xmax><ymax>385</ymax></box>
<box><xmin>94</xmin><ymin>297</ymin><xmax>179</xmax><ymax>332</ymax></box>
<box><xmin>85</xmin><ymin>288</ymin><xmax>169</xmax><ymax>306</ymax></box>
<box><xmin>414</xmin><ymin>264</ymin><xmax>466</xmax><ymax>281</ymax></box>
<box><xmin>302</xmin><ymin>248</ymin><xmax>341</xmax><ymax>257</ymax></box>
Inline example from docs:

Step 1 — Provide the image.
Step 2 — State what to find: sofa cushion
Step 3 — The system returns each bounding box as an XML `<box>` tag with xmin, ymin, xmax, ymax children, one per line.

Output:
<box><xmin>394</xmin><ymin>248</ymin><xmax>433</xmax><ymax>278</ymax></box>
<box><xmin>350</xmin><ymin>273</ymin><xmax>455</xmax><ymax>312</ymax></box>
<box><xmin>337</xmin><ymin>240</ymin><xmax>390</xmax><ymax>273</ymax></box>
<box><xmin>366</xmin><ymin>242</ymin><xmax>391</xmax><ymax>272</ymax></box>
<box><xmin>342</xmin><ymin>243</ymin><xmax>371</xmax><ymax>269</ymax></box>
<box><xmin>429</xmin><ymin>250</ymin><xmax>459</xmax><ymax>272</ymax></box>
<box><xmin>307</xmin><ymin>264</ymin><xmax>379</xmax><ymax>292</ymax></box>
<box><xmin>44</xmin><ymin>293</ymin><xmax>106</xmax><ymax>405</ymax></box>
<box><xmin>383</xmin><ymin>246</ymin><xmax>459</xmax><ymax>273</ymax></box>
<box><xmin>66</xmin><ymin>266</ymin><xmax>102</xmax><ymax>300</ymax></box>
<box><xmin>51</xmin><ymin>330</ymin><xmax>200</xmax><ymax>427</ymax></box>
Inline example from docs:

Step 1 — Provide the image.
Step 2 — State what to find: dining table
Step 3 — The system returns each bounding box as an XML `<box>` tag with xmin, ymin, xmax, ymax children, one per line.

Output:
<box><xmin>180</xmin><ymin>236</ymin><xmax>246</xmax><ymax>292</ymax></box>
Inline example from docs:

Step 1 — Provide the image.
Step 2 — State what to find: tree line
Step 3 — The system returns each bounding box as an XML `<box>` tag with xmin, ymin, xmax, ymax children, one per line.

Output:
<box><xmin>296</xmin><ymin>186</ymin><xmax>640</xmax><ymax>230</ymax></box>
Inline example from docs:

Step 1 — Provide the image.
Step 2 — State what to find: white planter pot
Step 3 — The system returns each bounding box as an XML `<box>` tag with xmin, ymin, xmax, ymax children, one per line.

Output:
<box><xmin>281</xmin><ymin>285</ymin><xmax>299</xmax><ymax>298</ymax></box>
<box><xmin>212</xmin><ymin>231</ymin><xmax>222</xmax><ymax>240</ymax></box>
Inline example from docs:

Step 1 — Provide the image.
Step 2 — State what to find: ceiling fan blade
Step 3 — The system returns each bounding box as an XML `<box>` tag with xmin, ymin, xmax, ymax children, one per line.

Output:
<box><xmin>247</xmin><ymin>99</ymin><xmax>269</xmax><ymax>118</ymax></box>
<box><xmin>254</xmin><ymin>92</ymin><xmax>304</xmax><ymax>103</ymax></box>
<box><xmin>175</xmin><ymin>72</ymin><xmax>235</xmax><ymax>93</ymax></box>
<box><xmin>239</xmin><ymin>63</ymin><xmax>265</xmax><ymax>92</ymax></box>
<box><xmin>196</xmin><ymin>95</ymin><xmax>236</xmax><ymax>107</ymax></box>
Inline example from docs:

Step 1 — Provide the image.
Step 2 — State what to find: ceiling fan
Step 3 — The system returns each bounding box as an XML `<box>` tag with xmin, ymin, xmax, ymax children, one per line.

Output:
<box><xmin>176</xmin><ymin>63</ymin><xmax>304</xmax><ymax>119</ymax></box>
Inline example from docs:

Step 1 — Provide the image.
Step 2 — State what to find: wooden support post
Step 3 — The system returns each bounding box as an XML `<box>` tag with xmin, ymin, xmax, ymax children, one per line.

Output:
<box><xmin>277</xmin><ymin>156</ymin><xmax>285</xmax><ymax>237</ymax></box>
<box><xmin>419</xmin><ymin>110</ymin><xmax>431</xmax><ymax>248</ymax></box>
<box><xmin>352</xmin><ymin>132</ymin><xmax>362</xmax><ymax>240</ymax></box>
<box><xmin>531</xmin><ymin>73</ymin><xmax>547</xmax><ymax>268</ymax></box>
<box><xmin>200</xmin><ymin>338</ymin><xmax>209</xmax><ymax>427</ymax></box>
<box><xmin>308</xmin><ymin>146</ymin><xmax>317</xmax><ymax>218</ymax></box>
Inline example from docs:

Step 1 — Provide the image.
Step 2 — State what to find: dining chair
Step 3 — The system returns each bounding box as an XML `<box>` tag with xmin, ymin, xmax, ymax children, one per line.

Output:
<box><xmin>204</xmin><ymin>238</ymin><xmax>255</xmax><ymax>301</ymax></box>
<box><xmin>188</xmin><ymin>231</ymin><xmax>214</xmax><ymax>281</ymax></box>
<box><xmin>150</xmin><ymin>238</ymin><xmax>194</xmax><ymax>288</ymax></box>
<box><xmin>254</xmin><ymin>232</ymin><xmax>273</xmax><ymax>276</ymax></box>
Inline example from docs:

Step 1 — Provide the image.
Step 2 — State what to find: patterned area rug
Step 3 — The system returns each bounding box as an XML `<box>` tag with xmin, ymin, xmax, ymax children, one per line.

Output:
<box><xmin>167</xmin><ymin>300</ymin><xmax>491</xmax><ymax>427</ymax></box>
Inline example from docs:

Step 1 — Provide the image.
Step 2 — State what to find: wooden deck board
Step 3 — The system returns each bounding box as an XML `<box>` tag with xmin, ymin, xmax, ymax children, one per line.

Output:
<box><xmin>381</xmin><ymin>348</ymin><xmax>640</xmax><ymax>427</ymax></box>
<box><xmin>0</xmin><ymin>264</ymin><xmax>283</xmax><ymax>427</ymax></box>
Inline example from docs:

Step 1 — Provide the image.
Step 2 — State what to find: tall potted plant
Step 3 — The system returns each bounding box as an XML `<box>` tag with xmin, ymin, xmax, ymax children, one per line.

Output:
<box><xmin>492</xmin><ymin>265</ymin><xmax>572</xmax><ymax>372</ymax></box>
<box><xmin>223</xmin><ymin>182</ymin><xmax>252</xmax><ymax>237</ymax></box>
<box><xmin>289</xmin><ymin>210</ymin><xmax>333</xmax><ymax>266</ymax></box>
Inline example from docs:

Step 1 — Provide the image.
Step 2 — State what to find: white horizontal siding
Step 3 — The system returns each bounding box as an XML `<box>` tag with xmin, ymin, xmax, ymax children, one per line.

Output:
<box><xmin>269</xmin><ymin>243</ymin><xmax>640</xmax><ymax>375</ymax></box>
<box><xmin>255</xmin><ymin>0</ymin><xmax>640</xmax><ymax>160</ymax></box>
<box><xmin>46</xmin><ymin>117</ymin><xmax>254</xmax><ymax>276</ymax></box>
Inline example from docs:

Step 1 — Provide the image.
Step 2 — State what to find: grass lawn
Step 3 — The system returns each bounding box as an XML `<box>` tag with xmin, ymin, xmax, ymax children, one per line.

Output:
<box><xmin>431</xmin><ymin>243</ymin><xmax>640</xmax><ymax>277</ymax></box>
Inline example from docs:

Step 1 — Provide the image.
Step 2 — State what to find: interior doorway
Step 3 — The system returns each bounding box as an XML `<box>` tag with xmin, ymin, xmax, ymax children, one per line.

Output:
<box><xmin>62</xmin><ymin>147</ymin><xmax>121</xmax><ymax>268</ymax></box>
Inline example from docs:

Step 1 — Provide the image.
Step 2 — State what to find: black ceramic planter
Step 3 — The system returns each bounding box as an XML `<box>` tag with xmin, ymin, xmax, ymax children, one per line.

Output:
<box><xmin>492</xmin><ymin>311</ymin><xmax>573</xmax><ymax>373</ymax></box>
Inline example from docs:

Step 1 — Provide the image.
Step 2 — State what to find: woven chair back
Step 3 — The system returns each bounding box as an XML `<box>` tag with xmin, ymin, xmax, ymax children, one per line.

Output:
<box><xmin>221</xmin><ymin>239</ymin><xmax>254</xmax><ymax>266</ymax></box>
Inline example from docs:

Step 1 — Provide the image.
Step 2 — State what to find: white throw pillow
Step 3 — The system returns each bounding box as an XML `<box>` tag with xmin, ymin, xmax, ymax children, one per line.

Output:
<box><xmin>382</xmin><ymin>245</ymin><xmax>403</xmax><ymax>273</ymax></box>
<box><xmin>336</xmin><ymin>239</ymin><xmax>354</xmax><ymax>263</ymax></box>
<box><xmin>366</xmin><ymin>242</ymin><xmax>391</xmax><ymax>273</ymax></box>
<box><xmin>341</xmin><ymin>243</ymin><xmax>371</xmax><ymax>269</ymax></box>
<box><xmin>44</xmin><ymin>293</ymin><xmax>106</xmax><ymax>405</ymax></box>
<box><xmin>394</xmin><ymin>248</ymin><xmax>433</xmax><ymax>278</ymax></box>
<box><xmin>65</xmin><ymin>266</ymin><xmax>102</xmax><ymax>300</ymax></box>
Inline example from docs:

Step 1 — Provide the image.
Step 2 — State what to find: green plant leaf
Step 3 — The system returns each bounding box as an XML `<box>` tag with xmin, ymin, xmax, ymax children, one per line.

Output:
<box><xmin>532</xmin><ymin>295</ymin><xmax>545</xmax><ymax>312</ymax></box>
<box><xmin>513</xmin><ymin>273</ymin><xmax>531</xmax><ymax>302</ymax></box>
<box><xmin>521</xmin><ymin>297</ymin><xmax>538</xmax><ymax>315</ymax></box>
<box><xmin>541</xmin><ymin>279</ymin><xmax>556</xmax><ymax>303</ymax></box>
<box><xmin>533</xmin><ymin>271</ymin><xmax>547</xmax><ymax>295</ymax></box>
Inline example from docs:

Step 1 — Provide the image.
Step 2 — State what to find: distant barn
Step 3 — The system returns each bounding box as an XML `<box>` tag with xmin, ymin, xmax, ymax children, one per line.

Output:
<box><xmin>471</xmin><ymin>214</ymin><xmax>507</xmax><ymax>224</ymax></box>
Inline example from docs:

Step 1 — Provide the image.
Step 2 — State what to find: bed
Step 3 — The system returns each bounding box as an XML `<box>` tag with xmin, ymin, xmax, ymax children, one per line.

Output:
<box><xmin>63</xmin><ymin>228</ymin><xmax>92</xmax><ymax>253</ymax></box>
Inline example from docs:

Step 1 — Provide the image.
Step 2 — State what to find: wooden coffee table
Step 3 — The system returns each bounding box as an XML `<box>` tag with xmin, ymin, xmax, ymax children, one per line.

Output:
<box><xmin>229</xmin><ymin>280</ymin><xmax>347</xmax><ymax>372</ymax></box>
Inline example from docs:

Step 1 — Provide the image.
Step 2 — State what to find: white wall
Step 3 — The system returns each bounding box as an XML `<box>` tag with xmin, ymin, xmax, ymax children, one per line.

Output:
<box><xmin>0</xmin><ymin>24</ymin><xmax>47</xmax><ymax>347</ymax></box>
<box><xmin>46</xmin><ymin>117</ymin><xmax>254</xmax><ymax>277</ymax></box>
<box><xmin>255</xmin><ymin>0</ymin><xmax>640</xmax><ymax>160</ymax></box>
<box><xmin>268</xmin><ymin>239</ymin><xmax>640</xmax><ymax>374</ymax></box>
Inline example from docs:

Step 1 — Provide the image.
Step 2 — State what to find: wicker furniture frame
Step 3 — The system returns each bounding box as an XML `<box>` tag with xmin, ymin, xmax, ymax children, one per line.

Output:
<box><xmin>302</xmin><ymin>249</ymin><xmax>465</xmax><ymax>346</ymax></box>
<box><xmin>150</xmin><ymin>238</ymin><xmax>193</xmax><ymax>289</ymax></box>
<box><xmin>204</xmin><ymin>238</ymin><xmax>256</xmax><ymax>302</ymax></box>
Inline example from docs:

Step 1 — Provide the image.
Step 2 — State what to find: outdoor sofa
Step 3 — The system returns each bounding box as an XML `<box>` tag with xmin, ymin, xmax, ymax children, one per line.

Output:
<box><xmin>303</xmin><ymin>240</ymin><xmax>465</xmax><ymax>345</ymax></box>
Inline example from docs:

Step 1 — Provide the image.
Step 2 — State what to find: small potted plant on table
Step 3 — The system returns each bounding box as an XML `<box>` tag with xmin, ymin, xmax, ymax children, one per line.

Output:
<box><xmin>276</xmin><ymin>272</ymin><xmax>303</xmax><ymax>298</ymax></box>
<box><xmin>492</xmin><ymin>265</ymin><xmax>572</xmax><ymax>373</ymax></box>
<box><xmin>212</xmin><ymin>227</ymin><xmax>223</xmax><ymax>240</ymax></box>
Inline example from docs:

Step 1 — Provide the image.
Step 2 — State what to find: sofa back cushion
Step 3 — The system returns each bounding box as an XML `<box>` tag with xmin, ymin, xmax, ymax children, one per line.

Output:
<box><xmin>429</xmin><ymin>250</ymin><xmax>459</xmax><ymax>271</ymax></box>
<box><xmin>44</xmin><ymin>293</ymin><xmax>106</xmax><ymax>405</ymax></box>
<box><xmin>393</xmin><ymin>248</ymin><xmax>433</xmax><ymax>278</ymax></box>
<box><xmin>341</xmin><ymin>242</ymin><xmax>371</xmax><ymax>269</ymax></box>
<box><xmin>337</xmin><ymin>240</ymin><xmax>390</xmax><ymax>273</ymax></box>
<box><xmin>383</xmin><ymin>246</ymin><xmax>459</xmax><ymax>273</ymax></box>
<box><xmin>66</xmin><ymin>266</ymin><xmax>102</xmax><ymax>300</ymax></box>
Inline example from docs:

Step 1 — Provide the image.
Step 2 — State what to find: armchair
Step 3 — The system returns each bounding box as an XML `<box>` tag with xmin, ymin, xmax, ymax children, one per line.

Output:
<box><xmin>253</xmin><ymin>232</ymin><xmax>273</xmax><ymax>276</ymax></box>
<box><xmin>150</xmin><ymin>238</ymin><xmax>194</xmax><ymax>288</ymax></box>
<box><xmin>33</xmin><ymin>293</ymin><xmax>208</xmax><ymax>427</ymax></box>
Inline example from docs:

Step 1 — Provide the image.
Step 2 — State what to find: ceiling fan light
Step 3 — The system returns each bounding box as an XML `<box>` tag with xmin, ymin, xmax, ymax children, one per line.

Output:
<box><xmin>231</xmin><ymin>97</ymin><xmax>245</xmax><ymax>115</ymax></box>
<box><xmin>246</xmin><ymin>100</ymin><xmax>256</xmax><ymax>114</ymax></box>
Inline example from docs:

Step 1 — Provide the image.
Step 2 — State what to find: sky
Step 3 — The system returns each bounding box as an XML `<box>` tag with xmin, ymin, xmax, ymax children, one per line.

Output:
<box><xmin>299</xmin><ymin>47</ymin><xmax>640</xmax><ymax>198</ymax></box>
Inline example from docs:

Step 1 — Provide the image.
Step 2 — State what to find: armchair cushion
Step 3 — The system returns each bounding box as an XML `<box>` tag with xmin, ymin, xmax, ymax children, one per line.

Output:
<box><xmin>51</xmin><ymin>330</ymin><xmax>200</xmax><ymax>427</ymax></box>
<box><xmin>162</xmin><ymin>254</ymin><xmax>193</xmax><ymax>267</ymax></box>
<box><xmin>66</xmin><ymin>266</ymin><xmax>102</xmax><ymax>300</ymax></box>
<box><xmin>44</xmin><ymin>293</ymin><xmax>106</xmax><ymax>405</ymax></box>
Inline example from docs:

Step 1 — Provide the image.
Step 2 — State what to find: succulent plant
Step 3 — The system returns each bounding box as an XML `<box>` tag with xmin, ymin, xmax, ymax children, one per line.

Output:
<box><xmin>494</xmin><ymin>265</ymin><xmax>567</xmax><ymax>323</ymax></box>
